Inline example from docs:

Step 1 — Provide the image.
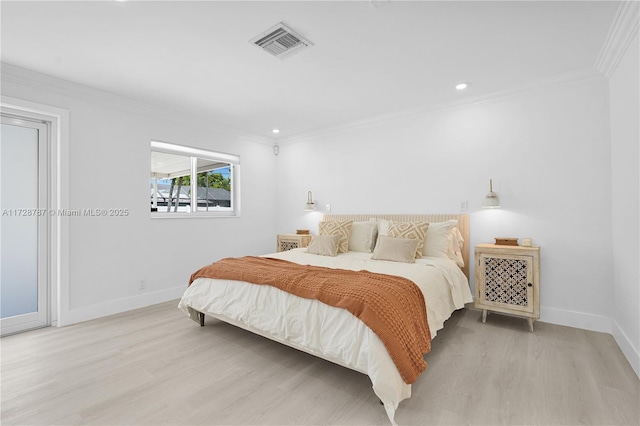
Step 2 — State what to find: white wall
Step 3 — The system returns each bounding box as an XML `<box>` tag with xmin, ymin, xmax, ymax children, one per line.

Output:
<box><xmin>1</xmin><ymin>65</ymin><xmax>278</xmax><ymax>324</ymax></box>
<box><xmin>276</xmin><ymin>76</ymin><xmax>614</xmax><ymax>331</ymax></box>
<box><xmin>609</xmin><ymin>30</ymin><xmax>640</xmax><ymax>376</ymax></box>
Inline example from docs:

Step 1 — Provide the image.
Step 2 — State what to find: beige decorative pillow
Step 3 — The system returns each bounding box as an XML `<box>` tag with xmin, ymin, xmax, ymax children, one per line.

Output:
<box><xmin>387</xmin><ymin>221</ymin><xmax>429</xmax><ymax>259</ymax></box>
<box><xmin>318</xmin><ymin>220</ymin><xmax>353</xmax><ymax>253</ymax></box>
<box><xmin>371</xmin><ymin>236</ymin><xmax>419</xmax><ymax>264</ymax></box>
<box><xmin>307</xmin><ymin>235</ymin><xmax>341</xmax><ymax>257</ymax></box>
<box><xmin>348</xmin><ymin>221</ymin><xmax>378</xmax><ymax>253</ymax></box>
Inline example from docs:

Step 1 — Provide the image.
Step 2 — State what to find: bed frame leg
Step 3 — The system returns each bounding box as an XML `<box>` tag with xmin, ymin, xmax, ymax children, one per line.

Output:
<box><xmin>198</xmin><ymin>311</ymin><xmax>205</xmax><ymax>327</ymax></box>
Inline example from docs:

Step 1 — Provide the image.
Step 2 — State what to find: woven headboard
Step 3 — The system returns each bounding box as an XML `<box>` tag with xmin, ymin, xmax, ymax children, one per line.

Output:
<box><xmin>323</xmin><ymin>213</ymin><xmax>470</xmax><ymax>279</ymax></box>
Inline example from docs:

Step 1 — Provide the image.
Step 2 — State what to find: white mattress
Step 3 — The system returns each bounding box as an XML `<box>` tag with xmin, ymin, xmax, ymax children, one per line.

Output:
<box><xmin>178</xmin><ymin>249</ymin><xmax>472</xmax><ymax>425</ymax></box>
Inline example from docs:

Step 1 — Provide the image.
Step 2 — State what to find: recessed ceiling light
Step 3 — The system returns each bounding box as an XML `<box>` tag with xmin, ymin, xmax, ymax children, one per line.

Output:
<box><xmin>455</xmin><ymin>82</ymin><xmax>471</xmax><ymax>90</ymax></box>
<box><xmin>272</xmin><ymin>128</ymin><xmax>280</xmax><ymax>134</ymax></box>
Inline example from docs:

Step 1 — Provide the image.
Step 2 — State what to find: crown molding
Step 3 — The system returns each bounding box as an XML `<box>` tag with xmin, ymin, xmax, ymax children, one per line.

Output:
<box><xmin>277</xmin><ymin>67</ymin><xmax>605</xmax><ymax>145</ymax></box>
<box><xmin>0</xmin><ymin>62</ymin><xmax>273</xmax><ymax>146</ymax></box>
<box><xmin>595</xmin><ymin>1</ymin><xmax>640</xmax><ymax>79</ymax></box>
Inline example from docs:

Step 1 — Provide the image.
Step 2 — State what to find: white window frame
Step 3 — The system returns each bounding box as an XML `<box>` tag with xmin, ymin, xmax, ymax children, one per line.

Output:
<box><xmin>150</xmin><ymin>140</ymin><xmax>241</xmax><ymax>218</ymax></box>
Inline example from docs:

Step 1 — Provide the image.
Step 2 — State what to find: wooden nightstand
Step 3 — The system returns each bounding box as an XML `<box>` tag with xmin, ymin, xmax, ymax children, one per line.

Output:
<box><xmin>277</xmin><ymin>234</ymin><xmax>312</xmax><ymax>252</ymax></box>
<box><xmin>475</xmin><ymin>243</ymin><xmax>540</xmax><ymax>332</ymax></box>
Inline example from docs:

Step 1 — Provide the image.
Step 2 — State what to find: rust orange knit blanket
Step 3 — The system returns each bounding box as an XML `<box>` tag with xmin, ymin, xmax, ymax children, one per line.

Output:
<box><xmin>189</xmin><ymin>256</ymin><xmax>431</xmax><ymax>384</ymax></box>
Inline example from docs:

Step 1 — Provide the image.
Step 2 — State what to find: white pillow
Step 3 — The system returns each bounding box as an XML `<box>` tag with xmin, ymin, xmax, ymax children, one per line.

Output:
<box><xmin>306</xmin><ymin>234</ymin><xmax>341</xmax><ymax>257</ymax></box>
<box><xmin>448</xmin><ymin>227</ymin><xmax>465</xmax><ymax>267</ymax></box>
<box><xmin>348</xmin><ymin>221</ymin><xmax>378</xmax><ymax>253</ymax></box>
<box><xmin>375</xmin><ymin>218</ymin><xmax>390</xmax><ymax>236</ymax></box>
<box><xmin>423</xmin><ymin>220</ymin><xmax>457</xmax><ymax>259</ymax></box>
<box><xmin>371</xmin><ymin>236</ymin><xmax>419</xmax><ymax>264</ymax></box>
<box><xmin>423</xmin><ymin>220</ymin><xmax>465</xmax><ymax>267</ymax></box>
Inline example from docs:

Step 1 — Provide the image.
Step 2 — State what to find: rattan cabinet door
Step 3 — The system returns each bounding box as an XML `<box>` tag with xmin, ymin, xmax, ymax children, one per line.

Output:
<box><xmin>477</xmin><ymin>253</ymin><xmax>534</xmax><ymax>314</ymax></box>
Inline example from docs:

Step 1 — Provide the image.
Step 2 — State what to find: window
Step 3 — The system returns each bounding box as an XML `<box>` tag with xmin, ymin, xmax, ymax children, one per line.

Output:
<box><xmin>150</xmin><ymin>141</ymin><xmax>240</xmax><ymax>217</ymax></box>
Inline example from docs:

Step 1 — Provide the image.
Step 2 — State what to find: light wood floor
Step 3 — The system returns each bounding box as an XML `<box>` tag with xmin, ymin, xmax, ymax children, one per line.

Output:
<box><xmin>1</xmin><ymin>301</ymin><xmax>638</xmax><ymax>425</ymax></box>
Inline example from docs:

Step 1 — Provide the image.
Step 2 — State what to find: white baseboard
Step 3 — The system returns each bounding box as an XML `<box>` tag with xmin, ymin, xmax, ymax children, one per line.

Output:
<box><xmin>612</xmin><ymin>319</ymin><xmax>640</xmax><ymax>378</ymax></box>
<box><xmin>61</xmin><ymin>286</ymin><xmax>186</xmax><ymax>326</ymax></box>
<box><xmin>540</xmin><ymin>306</ymin><xmax>639</xmax><ymax>379</ymax></box>
<box><xmin>540</xmin><ymin>306</ymin><xmax>613</xmax><ymax>334</ymax></box>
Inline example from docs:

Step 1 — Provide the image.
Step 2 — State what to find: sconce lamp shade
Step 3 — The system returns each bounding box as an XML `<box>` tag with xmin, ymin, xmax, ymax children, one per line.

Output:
<box><xmin>304</xmin><ymin>191</ymin><xmax>316</xmax><ymax>211</ymax></box>
<box><xmin>482</xmin><ymin>179</ymin><xmax>501</xmax><ymax>209</ymax></box>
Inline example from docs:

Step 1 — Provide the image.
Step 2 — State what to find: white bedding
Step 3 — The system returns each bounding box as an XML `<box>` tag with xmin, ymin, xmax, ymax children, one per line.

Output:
<box><xmin>178</xmin><ymin>249</ymin><xmax>472</xmax><ymax>425</ymax></box>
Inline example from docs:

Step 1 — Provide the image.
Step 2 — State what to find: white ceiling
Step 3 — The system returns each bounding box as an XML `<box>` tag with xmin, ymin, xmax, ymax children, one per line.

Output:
<box><xmin>1</xmin><ymin>1</ymin><xmax>620</xmax><ymax>141</ymax></box>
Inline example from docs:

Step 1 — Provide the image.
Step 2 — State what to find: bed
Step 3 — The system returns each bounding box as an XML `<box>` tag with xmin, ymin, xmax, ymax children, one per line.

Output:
<box><xmin>178</xmin><ymin>213</ymin><xmax>472</xmax><ymax>425</ymax></box>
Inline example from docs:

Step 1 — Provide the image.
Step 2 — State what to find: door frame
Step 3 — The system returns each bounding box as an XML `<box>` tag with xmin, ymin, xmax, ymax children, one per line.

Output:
<box><xmin>1</xmin><ymin>96</ymin><xmax>70</xmax><ymax>329</ymax></box>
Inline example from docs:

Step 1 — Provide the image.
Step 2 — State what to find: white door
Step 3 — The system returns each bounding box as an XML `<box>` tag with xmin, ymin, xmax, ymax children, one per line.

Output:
<box><xmin>1</xmin><ymin>115</ymin><xmax>49</xmax><ymax>336</ymax></box>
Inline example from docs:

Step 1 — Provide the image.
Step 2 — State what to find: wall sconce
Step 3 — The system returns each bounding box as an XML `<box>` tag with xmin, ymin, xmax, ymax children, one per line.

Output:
<box><xmin>304</xmin><ymin>191</ymin><xmax>316</xmax><ymax>211</ymax></box>
<box><xmin>482</xmin><ymin>178</ymin><xmax>501</xmax><ymax>209</ymax></box>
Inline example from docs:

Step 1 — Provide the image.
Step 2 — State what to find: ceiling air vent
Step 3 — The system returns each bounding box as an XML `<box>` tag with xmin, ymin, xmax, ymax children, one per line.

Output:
<box><xmin>250</xmin><ymin>23</ymin><xmax>313</xmax><ymax>59</ymax></box>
